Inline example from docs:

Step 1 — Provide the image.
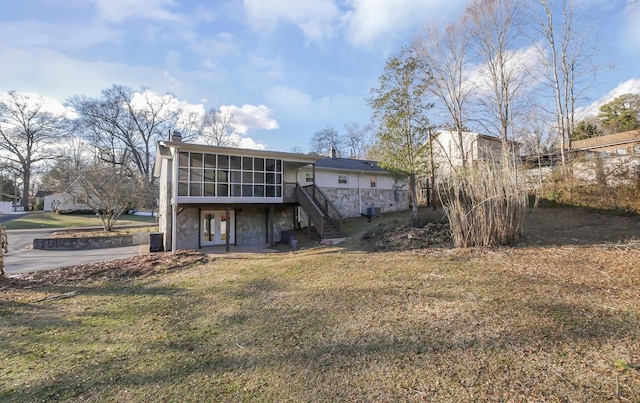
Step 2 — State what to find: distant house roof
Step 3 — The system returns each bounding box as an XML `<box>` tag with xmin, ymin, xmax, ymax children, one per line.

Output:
<box><xmin>572</xmin><ymin>130</ymin><xmax>640</xmax><ymax>151</ymax></box>
<box><xmin>314</xmin><ymin>157</ymin><xmax>388</xmax><ymax>173</ymax></box>
<box><xmin>35</xmin><ymin>190</ymin><xmax>54</xmax><ymax>198</ymax></box>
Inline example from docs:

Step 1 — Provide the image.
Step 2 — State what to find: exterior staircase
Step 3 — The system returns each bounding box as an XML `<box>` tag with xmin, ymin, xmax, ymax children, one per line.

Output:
<box><xmin>295</xmin><ymin>184</ymin><xmax>344</xmax><ymax>240</ymax></box>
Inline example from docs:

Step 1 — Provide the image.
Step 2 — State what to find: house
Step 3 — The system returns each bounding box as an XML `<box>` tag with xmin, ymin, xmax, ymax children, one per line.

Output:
<box><xmin>433</xmin><ymin>130</ymin><xmax>520</xmax><ymax>175</ymax></box>
<box><xmin>155</xmin><ymin>136</ymin><xmax>408</xmax><ymax>252</ymax></box>
<box><xmin>34</xmin><ymin>190</ymin><xmax>54</xmax><ymax>210</ymax></box>
<box><xmin>572</xmin><ymin>129</ymin><xmax>640</xmax><ymax>157</ymax></box>
<box><xmin>298</xmin><ymin>152</ymin><xmax>408</xmax><ymax>218</ymax></box>
<box><xmin>43</xmin><ymin>191</ymin><xmax>91</xmax><ymax>212</ymax></box>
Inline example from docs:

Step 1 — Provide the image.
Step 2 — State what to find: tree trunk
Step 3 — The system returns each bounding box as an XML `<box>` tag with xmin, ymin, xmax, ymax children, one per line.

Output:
<box><xmin>22</xmin><ymin>165</ymin><xmax>30</xmax><ymax>210</ymax></box>
<box><xmin>410</xmin><ymin>173</ymin><xmax>419</xmax><ymax>225</ymax></box>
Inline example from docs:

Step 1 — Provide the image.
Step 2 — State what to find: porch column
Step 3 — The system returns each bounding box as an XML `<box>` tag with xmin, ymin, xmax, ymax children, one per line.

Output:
<box><xmin>312</xmin><ymin>163</ymin><xmax>316</xmax><ymax>200</ymax></box>
<box><xmin>171</xmin><ymin>148</ymin><xmax>179</xmax><ymax>255</ymax></box>
<box><xmin>225</xmin><ymin>206</ymin><xmax>230</xmax><ymax>252</ymax></box>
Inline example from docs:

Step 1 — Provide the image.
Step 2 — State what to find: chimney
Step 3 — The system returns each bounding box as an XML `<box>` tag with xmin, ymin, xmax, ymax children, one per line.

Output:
<box><xmin>329</xmin><ymin>146</ymin><xmax>336</xmax><ymax>159</ymax></box>
<box><xmin>170</xmin><ymin>131</ymin><xmax>182</xmax><ymax>142</ymax></box>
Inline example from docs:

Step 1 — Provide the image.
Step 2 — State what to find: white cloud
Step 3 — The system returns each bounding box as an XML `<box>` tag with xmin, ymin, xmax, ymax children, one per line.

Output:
<box><xmin>220</xmin><ymin>104</ymin><xmax>280</xmax><ymax>134</ymax></box>
<box><xmin>343</xmin><ymin>0</ymin><xmax>468</xmax><ymax>48</ymax></box>
<box><xmin>237</xmin><ymin>136</ymin><xmax>267</xmax><ymax>150</ymax></box>
<box><xmin>0</xmin><ymin>91</ymin><xmax>76</xmax><ymax>118</ymax></box>
<box><xmin>243</xmin><ymin>0</ymin><xmax>340</xmax><ymax>43</ymax></box>
<box><xmin>90</xmin><ymin>0</ymin><xmax>180</xmax><ymax>23</ymax></box>
<box><xmin>576</xmin><ymin>78</ymin><xmax>640</xmax><ymax>119</ymax></box>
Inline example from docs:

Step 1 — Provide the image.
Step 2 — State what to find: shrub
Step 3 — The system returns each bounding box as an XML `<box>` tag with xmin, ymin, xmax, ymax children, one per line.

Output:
<box><xmin>439</xmin><ymin>162</ymin><xmax>528</xmax><ymax>247</ymax></box>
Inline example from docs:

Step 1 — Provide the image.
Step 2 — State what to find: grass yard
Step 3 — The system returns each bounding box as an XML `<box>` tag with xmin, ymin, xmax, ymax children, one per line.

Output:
<box><xmin>2</xmin><ymin>212</ymin><xmax>156</xmax><ymax>230</ymax></box>
<box><xmin>2</xmin><ymin>213</ymin><xmax>640</xmax><ymax>401</ymax></box>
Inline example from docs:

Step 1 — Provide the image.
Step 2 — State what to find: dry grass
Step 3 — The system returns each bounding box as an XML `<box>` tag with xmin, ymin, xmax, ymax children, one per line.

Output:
<box><xmin>1</xmin><ymin>209</ymin><xmax>639</xmax><ymax>402</ymax></box>
<box><xmin>440</xmin><ymin>162</ymin><xmax>528</xmax><ymax>247</ymax></box>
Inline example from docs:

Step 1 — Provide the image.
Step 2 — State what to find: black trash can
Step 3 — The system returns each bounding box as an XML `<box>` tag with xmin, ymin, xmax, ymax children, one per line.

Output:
<box><xmin>149</xmin><ymin>233</ymin><xmax>164</xmax><ymax>252</ymax></box>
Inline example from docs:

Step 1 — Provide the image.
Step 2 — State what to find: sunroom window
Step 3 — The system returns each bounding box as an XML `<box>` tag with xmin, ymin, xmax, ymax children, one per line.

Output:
<box><xmin>177</xmin><ymin>152</ymin><xmax>283</xmax><ymax>198</ymax></box>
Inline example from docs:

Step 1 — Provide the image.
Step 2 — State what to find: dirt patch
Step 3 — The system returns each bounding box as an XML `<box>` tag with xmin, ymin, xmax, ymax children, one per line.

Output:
<box><xmin>361</xmin><ymin>222</ymin><xmax>452</xmax><ymax>251</ymax></box>
<box><xmin>359</xmin><ymin>206</ymin><xmax>640</xmax><ymax>251</ymax></box>
<box><xmin>0</xmin><ymin>250</ymin><xmax>208</xmax><ymax>290</ymax></box>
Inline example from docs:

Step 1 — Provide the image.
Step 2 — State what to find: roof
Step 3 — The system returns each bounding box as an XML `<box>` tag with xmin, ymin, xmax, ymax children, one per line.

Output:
<box><xmin>572</xmin><ymin>130</ymin><xmax>640</xmax><ymax>151</ymax></box>
<box><xmin>35</xmin><ymin>190</ymin><xmax>54</xmax><ymax>198</ymax></box>
<box><xmin>158</xmin><ymin>140</ymin><xmax>324</xmax><ymax>164</ymax></box>
<box><xmin>314</xmin><ymin>157</ymin><xmax>388</xmax><ymax>173</ymax></box>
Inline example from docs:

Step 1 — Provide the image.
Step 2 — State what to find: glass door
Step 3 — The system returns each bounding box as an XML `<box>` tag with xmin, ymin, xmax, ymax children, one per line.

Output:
<box><xmin>201</xmin><ymin>210</ymin><xmax>234</xmax><ymax>246</ymax></box>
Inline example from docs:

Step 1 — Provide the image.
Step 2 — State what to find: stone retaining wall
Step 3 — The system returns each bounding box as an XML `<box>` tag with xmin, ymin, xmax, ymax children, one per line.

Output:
<box><xmin>33</xmin><ymin>231</ymin><xmax>154</xmax><ymax>250</ymax></box>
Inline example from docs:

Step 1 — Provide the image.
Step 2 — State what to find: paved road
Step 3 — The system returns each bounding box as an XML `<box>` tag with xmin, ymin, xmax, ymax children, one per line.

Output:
<box><xmin>3</xmin><ymin>227</ymin><xmax>142</xmax><ymax>275</ymax></box>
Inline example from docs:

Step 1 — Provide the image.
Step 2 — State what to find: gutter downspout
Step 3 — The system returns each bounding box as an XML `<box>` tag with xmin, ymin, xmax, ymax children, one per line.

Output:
<box><xmin>171</xmin><ymin>148</ymin><xmax>179</xmax><ymax>255</ymax></box>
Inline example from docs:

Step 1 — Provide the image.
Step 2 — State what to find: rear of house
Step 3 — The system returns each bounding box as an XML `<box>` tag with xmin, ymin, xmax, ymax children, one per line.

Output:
<box><xmin>155</xmin><ymin>137</ymin><xmax>408</xmax><ymax>251</ymax></box>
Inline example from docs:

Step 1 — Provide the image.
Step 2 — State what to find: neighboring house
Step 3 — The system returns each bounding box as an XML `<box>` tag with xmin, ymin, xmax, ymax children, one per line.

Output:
<box><xmin>34</xmin><ymin>190</ymin><xmax>54</xmax><ymax>210</ymax></box>
<box><xmin>43</xmin><ymin>191</ymin><xmax>92</xmax><ymax>212</ymax></box>
<box><xmin>155</xmin><ymin>136</ymin><xmax>408</xmax><ymax>251</ymax></box>
<box><xmin>433</xmin><ymin>131</ymin><xmax>520</xmax><ymax>175</ymax></box>
<box><xmin>572</xmin><ymin>129</ymin><xmax>640</xmax><ymax>157</ymax></box>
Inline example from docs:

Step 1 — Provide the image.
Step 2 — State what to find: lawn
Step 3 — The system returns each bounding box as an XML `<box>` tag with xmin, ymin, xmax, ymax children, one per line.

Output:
<box><xmin>1</xmin><ymin>207</ymin><xmax>639</xmax><ymax>401</ymax></box>
<box><xmin>1</xmin><ymin>212</ymin><xmax>157</xmax><ymax>230</ymax></box>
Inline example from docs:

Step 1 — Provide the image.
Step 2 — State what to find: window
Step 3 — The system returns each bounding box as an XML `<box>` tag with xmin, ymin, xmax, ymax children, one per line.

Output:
<box><xmin>305</xmin><ymin>172</ymin><xmax>314</xmax><ymax>183</ymax></box>
<box><xmin>176</xmin><ymin>152</ymin><xmax>283</xmax><ymax>198</ymax></box>
<box><xmin>616</xmin><ymin>148</ymin><xmax>628</xmax><ymax>155</ymax></box>
<box><xmin>370</xmin><ymin>176</ymin><xmax>377</xmax><ymax>188</ymax></box>
<box><xmin>338</xmin><ymin>174</ymin><xmax>348</xmax><ymax>184</ymax></box>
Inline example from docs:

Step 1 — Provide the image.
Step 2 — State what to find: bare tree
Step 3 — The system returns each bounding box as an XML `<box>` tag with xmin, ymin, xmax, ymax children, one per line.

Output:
<box><xmin>466</xmin><ymin>0</ymin><xmax>529</xmax><ymax>164</ymax></box>
<box><xmin>70</xmin><ymin>85</ymin><xmax>178</xmax><ymax>181</ymax></box>
<box><xmin>414</xmin><ymin>20</ymin><xmax>473</xmax><ymax>167</ymax></box>
<box><xmin>310</xmin><ymin>126</ymin><xmax>345</xmax><ymax>157</ymax></box>
<box><xmin>530</xmin><ymin>0</ymin><xmax>598</xmax><ymax>171</ymax></box>
<box><xmin>0</xmin><ymin>91</ymin><xmax>65</xmax><ymax>209</ymax></box>
<box><xmin>70</xmin><ymin>162</ymin><xmax>146</xmax><ymax>232</ymax></box>
<box><xmin>196</xmin><ymin>108</ymin><xmax>239</xmax><ymax>147</ymax></box>
<box><xmin>518</xmin><ymin>108</ymin><xmax>554</xmax><ymax>206</ymax></box>
<box><xmin>343</xmin><ymin>122</ymin><xmax>371</xmax><ymax>158</ymax></box>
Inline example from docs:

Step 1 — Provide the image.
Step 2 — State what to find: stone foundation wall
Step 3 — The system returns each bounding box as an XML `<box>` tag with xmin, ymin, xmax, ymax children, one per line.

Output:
<box><xmin>166</xmin><ymin>205</ymin><xmax>298</xmax><ymax>249</ymax></box>
<box><xmin>319</xmin><ymin>187</ymin><xmax>409</xmax><ymax>218</ymax></box>
<box><xmin>175</xmin><ymin>206</ymin><xmax>200</xmax><ymax>250</ymax></box>
<box><xmin>236</xmin><ymin>206</ymin><xmax>296</xmax><ymax>245</ymax></box>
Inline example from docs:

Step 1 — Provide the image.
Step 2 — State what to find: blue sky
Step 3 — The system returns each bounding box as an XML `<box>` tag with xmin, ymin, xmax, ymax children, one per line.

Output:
<box><xmin>0</xmin><ymin>0</ymin><xmax>638</xmax><ymax>152</ymax></box>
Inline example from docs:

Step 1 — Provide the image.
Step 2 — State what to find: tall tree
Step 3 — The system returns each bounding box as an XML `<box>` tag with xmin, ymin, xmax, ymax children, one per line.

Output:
<box><xmin>531</xmin><ymin>0</ymin><xmax>598</xmax><ymax>170</ymax></box>
<box><xmin>343</xmin><ymin>122</ymin><xmax>371</xmax><ymax>158</ymax></box>
<box><xmin>0</xmin><ymin>91</ymin><xmax>65</xmax><ymax>209</ymax></box>
<box><xmin>69</xmin><ymin>85</ymin><xmax>178</xmax><ymax>181</ymax></box>
<box><xmin>369</xmin><ymin>47</ymin><xmax>433</xmax><ymax>224</ymax></box>
<box><xmin>414</xmin><ymin>20</ymin><xmax>472</xmax><ymax>167</ymax></box>
<box><xmin>598</xmin><ymin>93</ymin><xmax>640</xmax><ymax>134</ymax></box>
<box><xmin>466</xmin><ymin>0</ymin><xmax>528</xmax><ymax>163</ymax></box>
<box><xmin>196</xmin><ymin>108</ymin><xmax>240</xmax><ymax>147</ymax></box>
<box><xmin>572</xmin><ymin>118</ymin><xmax>603</xmax><ymax>140</ymax></box>
<box><xmin>310</xmin><ymin>126</ymin><xmax>345</xmax><ymax>157</ymax></box>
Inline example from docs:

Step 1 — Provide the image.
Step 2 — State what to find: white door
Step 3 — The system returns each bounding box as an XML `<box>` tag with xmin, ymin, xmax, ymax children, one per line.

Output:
<box><xmin>201</xmin><ymin>210</ymin><xmax>235</xmax><ymax>246</ymax></box>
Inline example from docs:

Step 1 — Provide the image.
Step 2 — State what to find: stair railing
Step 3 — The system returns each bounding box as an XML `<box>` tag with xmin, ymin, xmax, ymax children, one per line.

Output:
<box><xmin>300</xmin><ymin>184</ymin><xmax>342</xmax><ymax>233</ymax></box>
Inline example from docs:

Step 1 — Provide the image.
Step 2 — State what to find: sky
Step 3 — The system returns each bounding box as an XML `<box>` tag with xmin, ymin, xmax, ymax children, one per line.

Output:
<box><xmin>0</xmin><ymin>0</ymin><xmax>638</xmax><ymax>152</ymax></box>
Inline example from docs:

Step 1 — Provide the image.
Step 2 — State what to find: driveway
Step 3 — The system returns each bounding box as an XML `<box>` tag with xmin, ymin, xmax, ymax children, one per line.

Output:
<box><xmin>3</xmin><ymin>227</ymin><xmax>142</xmax><ymax>275</ymax></box>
